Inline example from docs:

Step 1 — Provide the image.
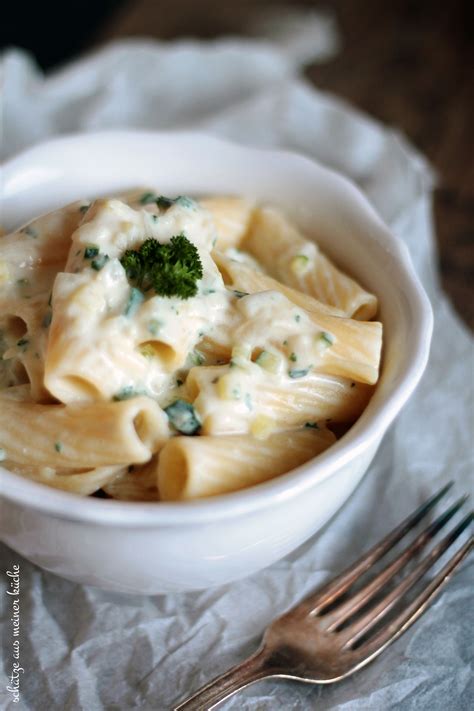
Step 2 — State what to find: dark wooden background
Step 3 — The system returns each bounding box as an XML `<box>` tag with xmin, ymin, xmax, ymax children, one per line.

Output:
<box><xmin>4</xmin><ymin>0</ymin><xmax>473</xmax><ymax>328</ymax></box>
<box><xmin>103</xmin><ymin>0</ymin><xmax>474</xmax><ymax>332</ymax></box>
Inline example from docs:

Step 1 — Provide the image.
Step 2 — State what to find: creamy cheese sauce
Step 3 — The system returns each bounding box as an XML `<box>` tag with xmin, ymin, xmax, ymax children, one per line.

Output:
<box><xmin>0</xmin><ymin>190</ymin><xmax>382</xmax><ymax>500</ymax></box>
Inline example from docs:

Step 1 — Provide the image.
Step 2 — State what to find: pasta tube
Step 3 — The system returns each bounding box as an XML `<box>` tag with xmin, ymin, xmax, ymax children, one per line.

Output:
<box><xmin>242</xmin><ymin>206</ymin><xmax>377</xmax><ymax>319</ymax></box>
<box><xmin>0</xmin><ymin>396</ymin><xmax>169</xmax><ymax>467</ymax></box>
<box><xmin>158</xmin><ymin>427</ymin><xmax>336</xmax><ymax>500</ymax></box>
<box><xmin>199</xmin><ymin>196</ymin><xmax>255</xmax><ymax>251</ymax></box>
<box><xmin>186</xmin><ymin>365</ymin><xmax>374</xmax><ymax>435</ymax></box>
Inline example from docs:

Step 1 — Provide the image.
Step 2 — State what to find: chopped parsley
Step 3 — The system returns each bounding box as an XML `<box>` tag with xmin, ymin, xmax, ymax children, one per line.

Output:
<box><xmin>113</xmin><ymin>386</ymin><xmax>144</xmax><ymax>401</ymax></box>
<box><xmin>288</xmin><ymin>367</ymin><xmax>310</xmax><ymax>379</ymax></box>
<box><xmin>190</xmin><ymin>350</ymin><xmax>205</xmax><ymax>366</ymax></box>
<box><xmin>290</xmin><ymin>254</ymin><xmax>310</xmax><ymax>275</ymax></box>
<box><xmin>164</xmin><ymin>399</ymin><xmax>201</xmax><ymax>435</ymax></box>
<box><xmin>139</xmin><ymin>192</ymin><xmax>157</xmax><ymax>205</ymax></box>
<box><xmin>304</xmin><ymin>421</ymin><xmax>320</xmax><ymax>430</ymax></box>
<box><xmin>231</xmin><ymin>386</ymin><xmax>241</xmax><ymax>400</ymax></box>
<box><xmin>54</xmin><ymin>442</ymin><xmax>63</xmax><ymax>453</ymax></box>
<box><xmin>84</xmin><ymin>245</ymin><xmax>99</xmax><ymax>259</ymax></box>
<box><xmin>294</xmin><ymin>314</ymin><xmax>301</xmax><ymax>323</ymax></box>
<box><xmin>16</xmin><ymin>278</ymin><xmax>29</xmax><ymax>286</ymax></box>
<box><xmin>320</xmin><ymin>331</ymin><xmax>335</xmax><ymax>347</ymax></box>
<box><xmin>233</xmin><ymin>290</ymin><xmax>248</xmax><ymax>299</ymax></box>
<box><xmin>23</xmin><ymin>225</ymin><xmax>38</xmax><ymax>238</ymax></box>
<box><xmin>147</xmin><ymin>319</ymin><xmax>162</xmax><ymax>336</ymax></box>
<box><xmin>91</xmin><ymin>253</ymin><xmax>109</xmax><ymax>271</ymax></box>
<box><xmin>120</xmin><ymin>234</ymin><xmax>203</xmax><ymax>299</ymax></box>
<box><xmin>42</xmin><ymin>311</ymin><xmax>52</xmax><ymax>328</ymax></box>
<box><xmin>17</xmin><ymin>338</ymin><xmax>29</xmax><ymax>351</ymax></box>
<box><xmin>156</xmin><ymin>195</ymin><xmax>195</xmax><ymax>210</ymax></box>
<box><xmin>79</xmin><ymin>204</ymin><xmax>90</xmax><ymax>214</ymax></box>
<box><xmin>156</xmin><ymin>195</ymin><xmax>175</xmax><ymax>209</ymax></box>
<box><xmin>124</xmin><ymin>287</ymin><xmax>145</xmax><ymax>317</ymax></box>
<box><xmin>289</xmin><ymin>352</ymin><xmax>297</xmax><ymax>362</ymax></box>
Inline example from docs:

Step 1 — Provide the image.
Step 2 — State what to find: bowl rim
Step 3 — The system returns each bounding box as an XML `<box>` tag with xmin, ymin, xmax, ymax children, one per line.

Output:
<box><xmin>0</xmin><ymin>130</ymin><xmax>433</xmax><ymax>526</ymax></box>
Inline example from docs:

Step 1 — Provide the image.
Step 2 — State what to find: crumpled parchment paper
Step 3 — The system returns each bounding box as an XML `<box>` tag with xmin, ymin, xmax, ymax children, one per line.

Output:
<box><xmin>0</xmin><ymin>12</ymin><xmax>473</xmax><ymax>710</ymax></box>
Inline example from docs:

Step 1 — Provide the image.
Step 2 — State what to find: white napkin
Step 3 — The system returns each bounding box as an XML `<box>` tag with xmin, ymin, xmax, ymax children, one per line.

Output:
<box><xmin>0</xmin><ymin>20</ymin><xmax>472</xmax><ymax>711</ymax></box>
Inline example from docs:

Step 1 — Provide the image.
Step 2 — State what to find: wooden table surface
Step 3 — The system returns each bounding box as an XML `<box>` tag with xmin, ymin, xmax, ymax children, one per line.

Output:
<box><xmin>97</xmin><ymin>0</ymin><xmax>473</xmax><ymax>330</ymax></box>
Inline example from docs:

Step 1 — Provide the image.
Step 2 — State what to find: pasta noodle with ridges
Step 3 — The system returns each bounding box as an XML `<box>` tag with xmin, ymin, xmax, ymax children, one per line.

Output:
<box><xmin>0</xmin><ymin>191</ymin><xmax>382</xmax><ymax>500</ymax></box>
<box><xmin>241</xmin><ymin>206</ymin><xmax>378</xmax><ymax>320</ymax></box>
<box><xmin>158</xmin><ymin>428</ymin><xmax>337</xmax><ymax>500</ymax></box>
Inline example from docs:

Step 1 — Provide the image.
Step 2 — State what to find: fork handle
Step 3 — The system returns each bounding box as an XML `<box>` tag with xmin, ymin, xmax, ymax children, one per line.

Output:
<box><xmin>173</xmin><ymin>647</ymin><xmax>271</xmax><ymax>710</ymax></box>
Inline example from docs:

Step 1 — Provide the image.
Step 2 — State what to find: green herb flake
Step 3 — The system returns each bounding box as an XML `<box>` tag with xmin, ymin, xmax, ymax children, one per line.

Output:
<box><xmin>42</xmin><ymin>311</ymin><xmax>52</xmax><ymax>328</ymax></box>
<box><xmin>91</xmin><ymin>253</ymin><xmax>109</xmax><ymax>271</ymax></box>
<box><xmin>290</xmin><ymin>254</ymin><xmax>310</xmax><ymax>275</ymax></box>
<box><xmin>320</xmin><ymin>331</ymin><xmax>335</xmax><ymax>347</ymax></box>
<box><xmin>164</xmin><ymin>399</ymin><xmax>201</xmax><ymax>435</ymax></box>
<box><xmin>304</xmin><ymin>421</ymin><xmax>320</xmax><ymax>430</ymax></box>
<box><xmin>124</xmin><ymin>287</ymin><xmax>145</xmax><ymax>317</ymax></box>
<box><xmin>190</xmin><ymin>350</ymin><xmax>205</xmax><ymax>366</ymax></box>
<box><xmin>156</xmin><ymin>195</ymin><xmax>175</xmax><ymax>209</ymax></box>
<box><xmin>283</xmin><ymin>339</ymin><xmax>288</xmax><ymax>346</ymax></box>
<box><xmin>176</xmin><ymin>378</ymin><xmax>184</xmax><ymax>387</ymax></box>
<box><xmin>233</xmin><ymin>290</ymin><xmax>248</xmax><ymax>299</ymax></box>
<box><xmin>23</xmin><ymin>225</ymin><xmax>38</xmax><ymax>238</ymax></box>
<box><xmin>16</xmin><ymin>278</ymin><xmax>29</xmax><ymax>286</ymax></box>
<box><xmin>120</xmin><ymin>234</ymin><xmax>203</xmax><ymax>299</ymax></box>
<box><xmin>113</xmin><ymin>386</ymin><xmax>144</xmax><ymax>401</ymax></box>
<box><xmin>288</xmin><ymin>367</ymin><xmax>309</xmax><ymax>379</ymax></box>
<box><xmin>79</xmin><ymin>204</ymin><xmax>90</xmax><ymax>214</ymax></box>
<box><xmin>139</xmin><ymin>192</ymin><xmax>157</xmax><ymax>205</ymax></box>
<box><xmin>17</xmin><ymin>338</ymin><xmax>29</xmax><ymax>350</ymax></box>
<box><xmin>294</xmin><ymin>314</ymin><xmax>301</xmax><ymax>323</ymax></box>
<box><xmin>289</xmin><ymin>352</ymin><xmax>297</xmax><ymax>362</ymax></box>
<box><xmin>84</xmin><ymin>245</ymin><xmax>100</xmax><ymax>259</ymax></box>
<box><xmin>174</xmin><ymin>196</ymin><xmax>196</xmax><ymax>209</ymax></box>
<box><xmin>147</xmin><ymin>319</ymin><xmax>162</xmax><ymax>336</ymax></box>
<box><xmin>54</xmin><ymin>442</ymin><xmax>63</xmax><ymax>453</ymax></box>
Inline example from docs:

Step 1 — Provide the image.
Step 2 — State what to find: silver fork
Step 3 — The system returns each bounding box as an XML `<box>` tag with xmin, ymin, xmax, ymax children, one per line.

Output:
<box><xmin>174</xmin><ymin>483</ymin><xmax>473</xmax><ymax>710</ymax></box>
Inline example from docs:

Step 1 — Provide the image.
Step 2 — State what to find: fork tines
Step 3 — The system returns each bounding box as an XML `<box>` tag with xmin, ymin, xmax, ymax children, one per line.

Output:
<box><xmin>302</xmin><ymin>482</ymin><xmax>473</xmax><ymax>653</ymax></box>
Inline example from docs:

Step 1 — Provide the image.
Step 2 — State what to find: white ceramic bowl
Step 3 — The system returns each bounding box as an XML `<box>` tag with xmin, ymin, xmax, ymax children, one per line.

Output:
<box><xmin>0</xmin><ymin>131</ymin><xmax>432</xmax><ymax>594</ymax></box>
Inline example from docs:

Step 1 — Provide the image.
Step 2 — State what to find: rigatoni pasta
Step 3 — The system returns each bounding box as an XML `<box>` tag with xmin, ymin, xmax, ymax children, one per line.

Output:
<box><xmin>241</xmin><ymin>206</ymin><xmax>378</xmax><ymax>320</ymax></box>
<box><xmin>0</xmin><ymin>191</ymin><xmax>382</xmax><ymax>501</ymax></box>
<box><xmin>158</xmin><ymin>428</ymin><xmax>337</xmax><ymax>500</ymax></box>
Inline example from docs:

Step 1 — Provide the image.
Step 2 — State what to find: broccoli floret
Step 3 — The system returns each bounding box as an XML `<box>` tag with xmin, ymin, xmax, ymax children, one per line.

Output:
<box><xmin>120</xmin><ymin>234</ymin><xmax>203</xmax><ymax>299</ymax></box>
